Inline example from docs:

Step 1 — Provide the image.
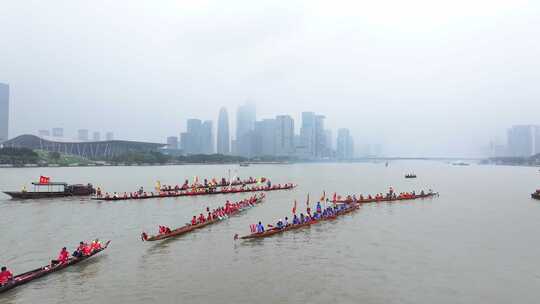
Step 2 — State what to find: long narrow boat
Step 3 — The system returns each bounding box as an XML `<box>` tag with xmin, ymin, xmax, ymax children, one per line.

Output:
<box><xmin>160</xmin><ymin>178</ymin><xmax>267</xmax><ymax>192</ymax></box>
<box><xmin>142</xmin><ymin>194</ymin><xmax>266</xmax><ymax>242</ymax></box>
<box><xmin>240</xmin><ymin>203</ymin><xmax>360</xmax><ymax>240</ymax></box>
<box><xmin>336</xmin><ymin>192</ymin><xmax>438</xmax><ymax>204</ymax></box>
<box><xmin>92</xmin><ymin>184</ymin><xmax>296</xmax><ymax>201</ymax></box>
<box><xmin>0</xmin><ymin>241</ymin><xmax>111</xmax><ymax>294</ymax></box>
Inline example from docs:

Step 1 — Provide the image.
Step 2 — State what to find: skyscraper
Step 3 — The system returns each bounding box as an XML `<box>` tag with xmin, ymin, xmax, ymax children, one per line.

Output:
<box><xmin>300</xmin><ymin>112</ymin><xmax>316</xmax><ymax>156</ymax></box>
<box><xmin>337</xmin><ymin>128</ymin><xmax>354</xmax><ymax>159</ymax></box>
<box><xmin>253</xmin><ymin>119</ymin><xmax>277</xmax><ymax>156</ymax></box>
<box><xmin>324</xmin><ymin>129</ymin><xmax>333</xmax><ymax>152</ymax></box>
<box><xmin>201</xmin><ymin>120</ymin><xmax>214</xmax><ymax>154</ymax></box>
<box><xmin>276</xmin><ymin>115</ymin><xmax>295</xmax><ymax>156</ymax></box>
<box><xmin>0</xmin><ymin>83</ymin><xmax>9</xmax><ymax>142</ymax></box>
<box><xmin>507</xmin><ymin>125</ymin><xmax>537</xmax><ymax>157</ymax></box>
<box><xmin>77</xmin><ymin>129</ymin><xmax>89</xmax><ymax>141</ymax></box>
<box><xmin>236</xmin><ymin>103</ymin><xmax>256</xmax><ymax>157</ymax></box>
<box><xmin>314</xmin><ymin>115</ymin><xmax>326</xmax><ymax>158</ymax></box>
<box><xmin>217</xmin><ymin>107</ymin><xmax>230</xmax><ymax>155</ymax></box>
<box><xmin>184</xmin><ymin>119</ymin><xmax>202</xmax><ymax>154</ymax></box>
<box><xmin>300</xmin><ymin>112</ymin><xmax>326</xmax><ymax>158</ymax></box>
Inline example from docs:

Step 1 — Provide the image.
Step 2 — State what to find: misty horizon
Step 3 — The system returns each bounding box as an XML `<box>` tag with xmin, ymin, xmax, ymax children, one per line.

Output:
<box><xmin>1</xmin><ymin>1</ymin><xmax>539</xmax><ymax>157</ymax></box>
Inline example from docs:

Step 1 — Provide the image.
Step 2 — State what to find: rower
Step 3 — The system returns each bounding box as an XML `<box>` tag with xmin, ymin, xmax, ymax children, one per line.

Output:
<box><xmin>73</xmin><ymin>241</ymin><xmax>85</xmax><ymax>257</ymax></box>
<box><xmin>191</xmin><ymin>216</ymin><xmax>197</xmax><ymax>225</ymax></box>
<box><xmin>53</xmin><ymin>247</ymin><xmax>70</xmax><ymax>265</ymax></box>
<box><xmin>276</xmin><ymin>219</ymin><xmax>284</xmax><ymax>229</ymax></box>
<box><xmin>0</xmin><ymin>266</ymin><xmax>13</xmax><ymax>286</ymax></box>
<box><xmin>82</xmin><ymin>243</ymin><xmax>92</xmax><ymax>256</ymax></box>
<box><xmin>91</xmin><ymin>239</ymin><xmax>102</xmax><ymax>252</ymax></box>
<box><xmin>283</xmin><ymin>217</ymin><xmax>289</xmax><ymax>226</ymax></box>
<box><xmin>316</xmin><ymin>202</ymin><xmax>322</xmax><ymax>214</ymax></box>
<box><xmin>293</xmin><ymin>214</ymin><xmax>300</xmax><ymax>224</ymax></box>
<box><xmin>256</xmin><ymin>221</ymin><xmax>265</xmax><ymax>233</ymax></box>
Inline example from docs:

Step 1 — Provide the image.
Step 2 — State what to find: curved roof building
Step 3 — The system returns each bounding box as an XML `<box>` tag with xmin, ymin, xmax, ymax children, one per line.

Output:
<box><xmin>1</xmin><ymin>134</ymin><xmax>165</xmax><ymax>159</ymax></box>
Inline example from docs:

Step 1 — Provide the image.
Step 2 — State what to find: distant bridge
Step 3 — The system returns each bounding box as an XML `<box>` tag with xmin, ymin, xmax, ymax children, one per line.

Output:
<box><xmin>1</xmin><ymin>134</ymin><xmax>165</xmax><ymax>159</ymax></box>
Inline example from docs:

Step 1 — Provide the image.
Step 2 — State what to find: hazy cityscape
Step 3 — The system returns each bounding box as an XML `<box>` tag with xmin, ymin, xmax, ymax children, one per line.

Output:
<box><xmin>2</xmin><ymin>80</ymin><xmax>540</xmax><ymax>161</ymax></box>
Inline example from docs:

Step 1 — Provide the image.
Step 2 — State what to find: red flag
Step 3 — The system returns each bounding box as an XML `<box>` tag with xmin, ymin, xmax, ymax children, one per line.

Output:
<box><xmin>39</xmin><ymin>176</ymin><xmax>50</xmax><ymax>184</ymax></box>
<box><xmin>292</xmin><ymin>200</ymin><xmax>297</xmax><ymax>214</ymax></box>
<box><xmin>332</xmin><ymin>192</ymin><xmax>337</xmax><ymax>203</ymax></box>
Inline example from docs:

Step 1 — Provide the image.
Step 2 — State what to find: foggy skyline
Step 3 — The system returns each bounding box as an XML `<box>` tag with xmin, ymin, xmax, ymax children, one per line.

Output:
<box><xmin>1</xmin><ymin>0</ymin><xmax>539</xmax><ymax>157</ymax></box>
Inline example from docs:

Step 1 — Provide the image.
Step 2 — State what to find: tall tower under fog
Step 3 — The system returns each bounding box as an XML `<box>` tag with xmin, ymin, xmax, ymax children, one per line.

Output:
<box><xmin>217</xmin><ymin>107</ymin><xmax>230</xmax><ymax>154</ymax></box>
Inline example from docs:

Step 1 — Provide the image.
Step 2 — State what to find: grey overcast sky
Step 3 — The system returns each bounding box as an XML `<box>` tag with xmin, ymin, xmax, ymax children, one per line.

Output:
<box><xmin>1</xmin><ymin>0</ymin><xmax>539</xmax><ymax>157</ymax></box>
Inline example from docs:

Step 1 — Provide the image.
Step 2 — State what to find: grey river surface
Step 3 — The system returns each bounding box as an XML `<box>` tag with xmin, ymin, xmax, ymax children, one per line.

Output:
<box><xmin>1</xmin><ymin>161</ymin><xmax>540</xmax><ymax>304</ymax></box>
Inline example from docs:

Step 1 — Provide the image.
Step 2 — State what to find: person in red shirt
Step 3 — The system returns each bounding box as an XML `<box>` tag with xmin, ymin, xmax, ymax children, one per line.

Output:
<box><xmin>81</xmin><ymin>243</ymin><xmax>92</xmax><ymax>256</ymax></box>
<box><xmin>191</xmin><ymin>216</ymin><xmax>197</xmax><ymax>225</ymax></box>
<box><xmin>91</xmin><ymin>239</ymin><xmax>102</xmax><ymax>252</ymax></box>
<box><xmin>57</xmin><ymin>247</ymin><xmax>69</xmax><ymax>263</ymax></box>
<box><xmin>0</xmin><ymin>266</ymin><xmax>13</xmax><ymax>286</ymax></box>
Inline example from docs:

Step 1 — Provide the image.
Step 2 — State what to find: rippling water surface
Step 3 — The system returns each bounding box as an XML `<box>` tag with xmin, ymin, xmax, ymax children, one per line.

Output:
<box><xmin>1</xmin><ymin>161</ymin><xmax>540</xmax><ymax>304</ymax></box>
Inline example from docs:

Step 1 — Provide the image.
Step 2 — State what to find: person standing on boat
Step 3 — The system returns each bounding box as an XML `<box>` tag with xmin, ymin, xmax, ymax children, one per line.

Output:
<box><xmin>316</xmin><ymin>202</ymin><xmax>322</xmax><ymax>214</ymax></box>
<box><xmin>0</xmin><ymin>266</ymin><xmax>13</xmax><ymax>286</ymax></box>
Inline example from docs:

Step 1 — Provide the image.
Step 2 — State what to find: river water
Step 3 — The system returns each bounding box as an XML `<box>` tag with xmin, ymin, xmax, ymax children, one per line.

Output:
<box><xmin>1</xmin><ymin>161</ymin><xmax>540</xmax><ymax>304</ymax></box>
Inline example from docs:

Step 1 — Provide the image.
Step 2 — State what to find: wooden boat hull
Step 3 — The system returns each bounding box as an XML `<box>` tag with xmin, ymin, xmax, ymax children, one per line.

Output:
<box><xmin>3</xmin><ymin>191</ymin><xmax>75</xmax><ymax>199</ymax></box>
<box><xmin>0</xmin><ymin>241</ymin><xmax>110</xmax><ymax>294</ymax></box>
<box><xmin>93</xmin><ymin>185</ymin><xmax>295</xmax><ymax>201</ymax></box>
<box><xmin>144</xmin><ymin>195</ymin><xmax>265</xmax><ymax>241</ymax></box>
<box><xmin>241</xmin><ymin>204</ymin><xmax>360</xmax><ymax>240</ymax></box>
<box><xmin>337</xmin><ymin>192</ymin><xmax>438</xmax><ymax>204</ymax></box>
<box><xmin>161</xmin><ymin>178</ymin><xmax>266</xmax><ymax>192</ymax></box>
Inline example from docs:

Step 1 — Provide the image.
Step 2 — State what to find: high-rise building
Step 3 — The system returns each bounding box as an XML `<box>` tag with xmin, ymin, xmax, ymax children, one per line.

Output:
<box><xmin>324</xmin><ymin>129</ymin><xmax>333</xmax><ymax>151</ymax></box>
<box><xmin>337</xmin><ymin>128</ymin><xmax>354</xmax><ymax>159</ymax></box>
<box><xmin>275</xmin><ymin>115</ymin><xmax>295</xmax><ymax>156</ymax></box>
<box><xmin>300</xmin><ymin>112</ymin><xmax>326</xmax><ymax>158</ymax></box>
<box><xmin>92</xmin><ymin>131</ymin><xmax>101</xmax><ymax>141</ymax></box>
<box><xmin>77</xmin><ymin>129</ymin><xmax>89</xmax><ymax>141</ymax></box>
<box><xmin>38</xmin><ymin>129</ymin><xmax>50</xmax><ymax>137</ymax></box>
<box><xmin>181</xmin><ymin>118</ymin><xmax>213</xmax><ymax>154</ymax></box>
<box><xmin>236</xmin><ymin>103</ymin><xmax>256</xmax><ymax>157</ymax></box>
<box><xmin>0</xmin><ymin>83</ymin><xmax>9</xmax><ymax>142</ymax></box>
<box><xmin>217</xmin><ymin>107</ymin><xmax>230</xmax><ymax>155</ymax></box>
<box><xmin>507</xmin><ymin>125</ymin><xmax>537</xmax><ymax>157</ymax></box>
<box><xmin>167</xmin><ymin>136</ymin><xmax>179</xmax><ymax>150</ymax></box>
<box><xmin>201</xmin><ymin>120</ymin><xmax>214</xmax><ymax>154</ymax></box>
<box><xmin>52</xmin><ymin>128</ymin><xmax>64</xmax><ymax>138</ymax></box>
<box><xmin>184</xmin><ymin>119</ymin><xmax>202</xmax><ymax>154</ymax></box>
<box><xmin>253</xmin><ymin>119</ymin><xmax>277</xmax><ymax>157</ymax></box>
<box><xmin>314</xmin><ymin>115</ymin><xmax>326</xmax><ymax>158</ymax></box>
<box><xmin>300</xmin><ymin>112</ymin><xmax>316</xmax><ymax>156</ymax></box>
<box><xmin>106</xmin><ymin>132</ymin><xmax>114</xmax><ymax>141</ymax></box>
